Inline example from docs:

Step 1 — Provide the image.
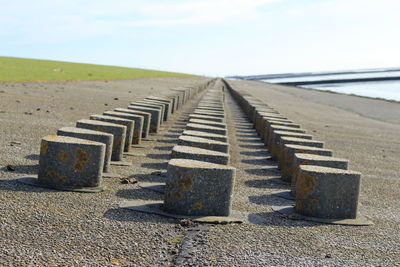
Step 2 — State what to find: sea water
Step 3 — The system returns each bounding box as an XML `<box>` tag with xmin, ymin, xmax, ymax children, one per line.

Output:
<box><xmin>261</xmin><ymin>72</ymin><xmax>400</xmax><ymax>102</ymax></box>
<box><xmin>302</xmin><ymin>81</ymin><xmax>400</xmax><ymax>102</ymax></box>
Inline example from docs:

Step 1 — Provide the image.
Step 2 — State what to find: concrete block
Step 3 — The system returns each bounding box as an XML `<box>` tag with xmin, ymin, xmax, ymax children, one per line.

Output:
<box><xmin>281</xmin><ymin>144</ymin><xmax>333</xmax><ymax>182</ymax></box>
<box><xmin>88</xmin><ymin>115</ymin><xmax>133</xmax><ymax>152</ymax></box>
<box><xmin>164</xmin><ymin>159</ymin><xmax>236</xmax><ymax>216</ymax></box>
<box><xmin>128</xmin><ymin>105</ymin><xmax>161</xmax><ymax>133</ymax></box>
<box><xmin>292</xmin><ymin>153</ymin><xmax>349</xmax><ymax>195</ymax></box>
<box><xmin>194</xmin><ymin>109</ymin><xmax>224</xmax><ymax>115</ymax></box>
<box><xmin>267</xmin><ymin>126</ymin><xmax>307</xmax><ymax>149</ymax></box>
<box><xmin>295</xmin><ymin>165</ymin><xmax>361</xmax><ymax>219</ymax></box>
<box><xmin>57</xmin><ymin>127</ymin><xmax>113</xmax><ymax>173</ymax></box>
<box><xmin>268</xmin><ymin>130</ymin><xmax>313</xmax><ymax>156</ymax></box>
<box><xmin>260</xmin><ymin>118</ymin><xmax>294</xmax><ymax>142</ymax></box>
<box><xmin>188</xmin><ymin>114</ymin><xmax>224</xmax><ymax>123</ymax></box>
<box><xmin>277</xmin><ymin>137</ymin><xmax>324</xmax><ymax>166</ymax></box>
<box><xmin>37</xmin><ymin>135</ymin><xmax>105</xmax><ymax>190</ymax></box>
<box><xmin>114</xmin><ymin>108</ymin><xmax>151</xmax><ymax>138</ymax></box>
<box><xmin>103</xmin><ymin>111</ymin><xmax>143</xmax><ymax>145</ymax></box>
<box><xmin>170</xmin><ymin>90</ymin><xmax>185</xmax><ymax>107</ymax></box>
<box><xmin>76</xmin><ymin>119</ymin><xmax>126</xmax><ymax>161</ymax></box>
<box><xmin>142</xmin><ymin>100</ymin><xmax>169</xmax><ymax>121</ymax></box>
<box><xmin>182</xmin><ymin>130</ymin><xmax>228</xmax><ymax>143</ymax></box>
<box><xmin>186</xmin><ymin>123</ymin><xmax>227</xmax><ymax>136</ymax></box>
<box><xmin>178</xmin><ymin>135</ymin><xmax>229</xmax><ymax>153</ymax></box>
<box><xmin>192</xmin><ymin>111</ymin><xmax>225</xmax><ymax>119</ymax></box>
<box><xmin>188</xmin><ymin>119</ymin><xmax>226</xmax><ymax>129</ymax></box>
<box><xmin>171</xmin><ymin>145</ymin><xmax>230</xmax><ymax>165</ymax></box>
<box><xmin>133</xmin><ymin>101</ymin><xmax>165</xmax><ymax>123</ymax></box>
<box><xmin>146</xmin><ymin>96</ymin><xmax>174</xmax><ymax>114</ymax></box>
<box><xmin>165</xmin><ymin>95</ymin><xmax>178</xmax><ymax>113</ymax></box>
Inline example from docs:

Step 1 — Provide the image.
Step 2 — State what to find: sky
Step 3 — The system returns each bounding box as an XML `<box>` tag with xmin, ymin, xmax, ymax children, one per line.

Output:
<box><xmin>1</xmin><ymin>0</ymin><xmax>400</xmax><ymax>76</ymax></box>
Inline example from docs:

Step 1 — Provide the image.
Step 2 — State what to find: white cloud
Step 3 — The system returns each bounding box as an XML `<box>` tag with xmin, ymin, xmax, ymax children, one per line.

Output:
<box><xmin>0</xmin><ymin>0</ymin><xmax>279</xmax><ymax>43</ymax></box>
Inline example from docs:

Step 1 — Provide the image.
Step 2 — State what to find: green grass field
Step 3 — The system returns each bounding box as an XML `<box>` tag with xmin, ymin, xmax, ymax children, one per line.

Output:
<box><xmin>0</xmin><ymin>57</ymin><xmax>193</xmax><ymax>82</ymax></box>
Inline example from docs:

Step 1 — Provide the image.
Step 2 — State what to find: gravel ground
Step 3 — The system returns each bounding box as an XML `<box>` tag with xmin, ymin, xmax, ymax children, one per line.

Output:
<box><xmin>1</xmin><ymin>77</ymin><xmax>399</xmax><ymax>266</ymax></box>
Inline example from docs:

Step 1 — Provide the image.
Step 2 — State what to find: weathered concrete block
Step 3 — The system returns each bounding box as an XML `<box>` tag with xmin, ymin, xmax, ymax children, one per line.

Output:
<box><xmin>268</xmin><ymin>130</ymin><xmax>313</xmax><ymax>157</ymax></box>
<box><xmin>89</xmin><ymin>115</ymin><xmax>133</xmax><ymax>152</ymax></box>
<box><xmin>260</xmin><ymin>118</ymin><xmax>298</xmax><ymax>140</ymax></box>
<box><xmin>164</xmin><ymin>159</ymin><xmax>236</xmax><ymax>216</ymax></box>
<box><xmin>194</xmin><ymin>109</ymin><xmax>224</xmax><ymax>115</ymax></box>
<box><xmin>128</xmin><ymin>105</ymin><xmax>161</xmax><ymax>133</ymax></box>
<box><xmin>170</xmin><ymin>90</ymin><xmax>185</xmax><ymax>107</ymax></box>
<box><xmin>197</xmin><ymin>103</ymin><xmax>223</xmax><ymax>108</ymax></box>
<box><xmin>291</xmin><ymin>153</ymin><xmax>349</xmax><ymax>195</ymax></box>
<box><xmin>165</xmin><ymin>95</ymin><xmax>178</xmax><ymax>113</ymax></box>
<box><xmin>188</xmin><ymin>119</ymin><xmax>226</xmax><ymax>129</ymax></box>
<box><xmin>146</xmin><ymin>96</ymin><xmax>173</xmax><ymax>115</ymax></box>
<box><xmin>260</xmin><ymin>118</ymin><xmax>294</xmax><ymax>142</ymax></box>
<box><xmin>277</xmin><ymin>137</ymin><xmax>324</xmax><ymax>165</ymax></box>
<box><xmin>295</xmin><ymin>165</ymin><xmax>361</xmax><ymax>219</ymax></box>
<box><xmin>76</xmin><ymin>119</ymin><xmax>126</xmax><ymax>161</ymax></box>
<box><xmin>188</xmin><ymin>114</ymin><xmax>224</xmax><ymax>123</ymax></box>
<box><xmin>133</xmin><ymin>101</ymin><xmax>165</xmax><ymax>123</ymax></box>
<box><xmin>57</xmin><ymin>127</ymin><xmax>113</xmax><ymax>173</ymax></box>
<box><xmin>281</xmin><ymin>144</ymin><xmax>333</xmax><ymax>182</ymax></box>
<box><xmin>103</xmin><ymin>111</ymin><xmax>143</xmax><ymax>145</ymax></box>
<box><xmin>38</xmin><ymin>135</ymin><xmax>105</xmax><ymax>189</ymax></box>
<box><xmin>253</xmin><ymin>109</ymin><xmax>280</xmax><ymax>126</ymax></box>
<box><xmin>267</xmin><ymin>126</ymin><xmax>307</xmax><ymax>150</ymax></box>
<box><xmin>186</xmin><ymin>123</ymin><xmax>227</xmax><ymax>136</ymax></box>
<box><xmin>114</xmin><ymin>108</ymin><xmax>151</xmax><ymax>138</ymax></box>
<box><xmin>178</xmin><ymin>135</ymin><xmax>229</xmax><ymax>153</ymax></box>
<box><xmin>193</xmin><ymin>111</ymin><xmax>225</xmax><ymax>118</ymax></box>
<box><xmin>182</xmin><ymin>130</ymin><xmax>228</xmax><ymax>143</ymax></box>
<box><xmin>142</xmin><ymin>100</ymin><xmax>169</xmax><ymax>121</ymax></box>
<box><xmin>171</xmin><ymin>145</ymin><xmax>230</xmax><ymax>165</ymax></box>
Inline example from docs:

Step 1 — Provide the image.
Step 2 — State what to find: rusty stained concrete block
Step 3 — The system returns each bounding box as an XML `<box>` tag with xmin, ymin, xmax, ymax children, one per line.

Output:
<box><xmin>171</xmin><ymin>145</ymin><xmax>230</xmax><ymax>165</ymax></box>
<box><xmin>103</xmin><ymin>111</ymin><xmax>143</xmax><ymax>145</ymax></box>
<box><xmin>164</xmin><ymin>159</ymin><xmax>236</xmax><ymax>216</ymax></box>
<box><xmin>37</xmin><ymin>135</ymin><xmax>105</xmax><ymax>189</ymax></box>
<box><xmin>186</xmin><ymin>123</ymin><xmax>227</xmax><ymax>136</ymax></box>
<box><xmin>291</xmin><ymin>153</ymin><xmax>349</xmax><ymax>195</ymax></box>
<box><xmin>114</xmin><ymin>108</ymin><xmax>151</xmax><ymax>138</ymax></box>
<box><xmin>178</xmin><ymin>135</ymin><xmax>229</xmax><ymax>153</ymax></box>
<box><xmin>57</xmin><ymin>127</ymin><xmax>113</xmax><ymax>173</ymax></box>
<box><xmin>281</xmin><ymin>144</ymin><xmax>333</xmax><ymax>182</ymax></box>
<box><xmin>76</xmin><ymin>119</ymin><xmax>126</xmax><ymax>161</ymax></box>
<box><xmin>295</xmin><ymin>165</ymin><xmax>361</xmax><ymax>219</ymax></box>
<box><xmin>88</xmin><ymin>115</ymin><xmax>133</xmax><ymax>152</ymax></box>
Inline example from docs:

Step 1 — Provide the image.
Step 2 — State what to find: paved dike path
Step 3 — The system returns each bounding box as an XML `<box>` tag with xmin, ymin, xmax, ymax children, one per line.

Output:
<box><xmin>0</xmin><ymin>77</ymin><xmax>399</xmax><ymax>266</ymax></box>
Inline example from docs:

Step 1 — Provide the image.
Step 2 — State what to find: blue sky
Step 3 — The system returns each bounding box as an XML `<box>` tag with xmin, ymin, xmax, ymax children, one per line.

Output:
<box><xmin>1</xmin><ymin>0</ymin><xmax>400</xmax><ymax>76</ymax></box>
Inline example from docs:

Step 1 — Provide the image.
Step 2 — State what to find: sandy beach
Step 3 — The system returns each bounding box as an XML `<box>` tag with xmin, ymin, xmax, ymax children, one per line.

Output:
<box><xmin>0</xmin><ymin>77</ymin><xmax>399</xmax><ymax>266</ymax></box>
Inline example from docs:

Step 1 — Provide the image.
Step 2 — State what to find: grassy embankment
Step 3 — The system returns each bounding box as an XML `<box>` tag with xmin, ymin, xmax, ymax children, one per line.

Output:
<box><xmin>0</xmin><ymin>57</ymin><xmax>193</xmax><ymax>82</ymax></box>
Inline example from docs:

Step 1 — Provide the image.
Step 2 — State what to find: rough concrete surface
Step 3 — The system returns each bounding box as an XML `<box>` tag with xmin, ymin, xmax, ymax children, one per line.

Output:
<box><xmin>1</xmin><ymin>77</ymin><xmax>400</xmax><ymax>266</ymax></box>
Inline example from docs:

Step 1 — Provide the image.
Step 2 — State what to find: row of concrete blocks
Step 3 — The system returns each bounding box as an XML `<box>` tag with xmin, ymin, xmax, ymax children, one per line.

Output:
<box><xmin>19</xmin><ymin>83</ymin><xmax>211</xmax><ymax>192</ymax></box>
<box><xmin>224</xmin><ymin>80</ymin><xmax>365</xmax><ymax>222</ymax></box>
<box><xmin>163</xmin><ymin>82</ymin><xmax>237</xmax><ymax>217</ymax></box>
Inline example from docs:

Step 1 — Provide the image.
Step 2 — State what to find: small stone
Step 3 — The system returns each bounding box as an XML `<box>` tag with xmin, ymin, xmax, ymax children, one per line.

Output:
<box><xmin>70</xmin><ymin>107</ymin><xmax>74</xmax><ymax>110</ymax></box>
<box><xmin>10</xmin><ymin>141</ymin><xmax>21</xmax><ymax>146</ymax></box>
<box><xmin>36</xmin><ymin>108</ymin><xmax>41</xmax><ymax>111</ymax></box>
<box><xmin>16</xmin><ymin>100</ymin><xmax>21</xmax><ymax>103</ymax></box>
<box><xmin>6</xmin><ymin>165</ymin><xmax>16</xmax><ymax>171</ymax></box>
<box><xmin>23</xmin><ymin>112</ymin><xmax>33</xmax><ymax>115</ymax></box>
<box><xmin>104</xmin><ymin>103</ymin><xmax>108</xmax><ymax>106</ymax></box>
<box><xmin>120</xmin><ymin>178</ymin><xmax>138</xmax><ymax>184</ymax></box>
<box><xmin>114</xmin><ymin>98</ymin><xmax>119</xmax><ymax>100</ymax></box>
<box><xmin>179</xmin><ymin>219</ymin><xmax>197</xmax><ymax>227</ymax></box>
